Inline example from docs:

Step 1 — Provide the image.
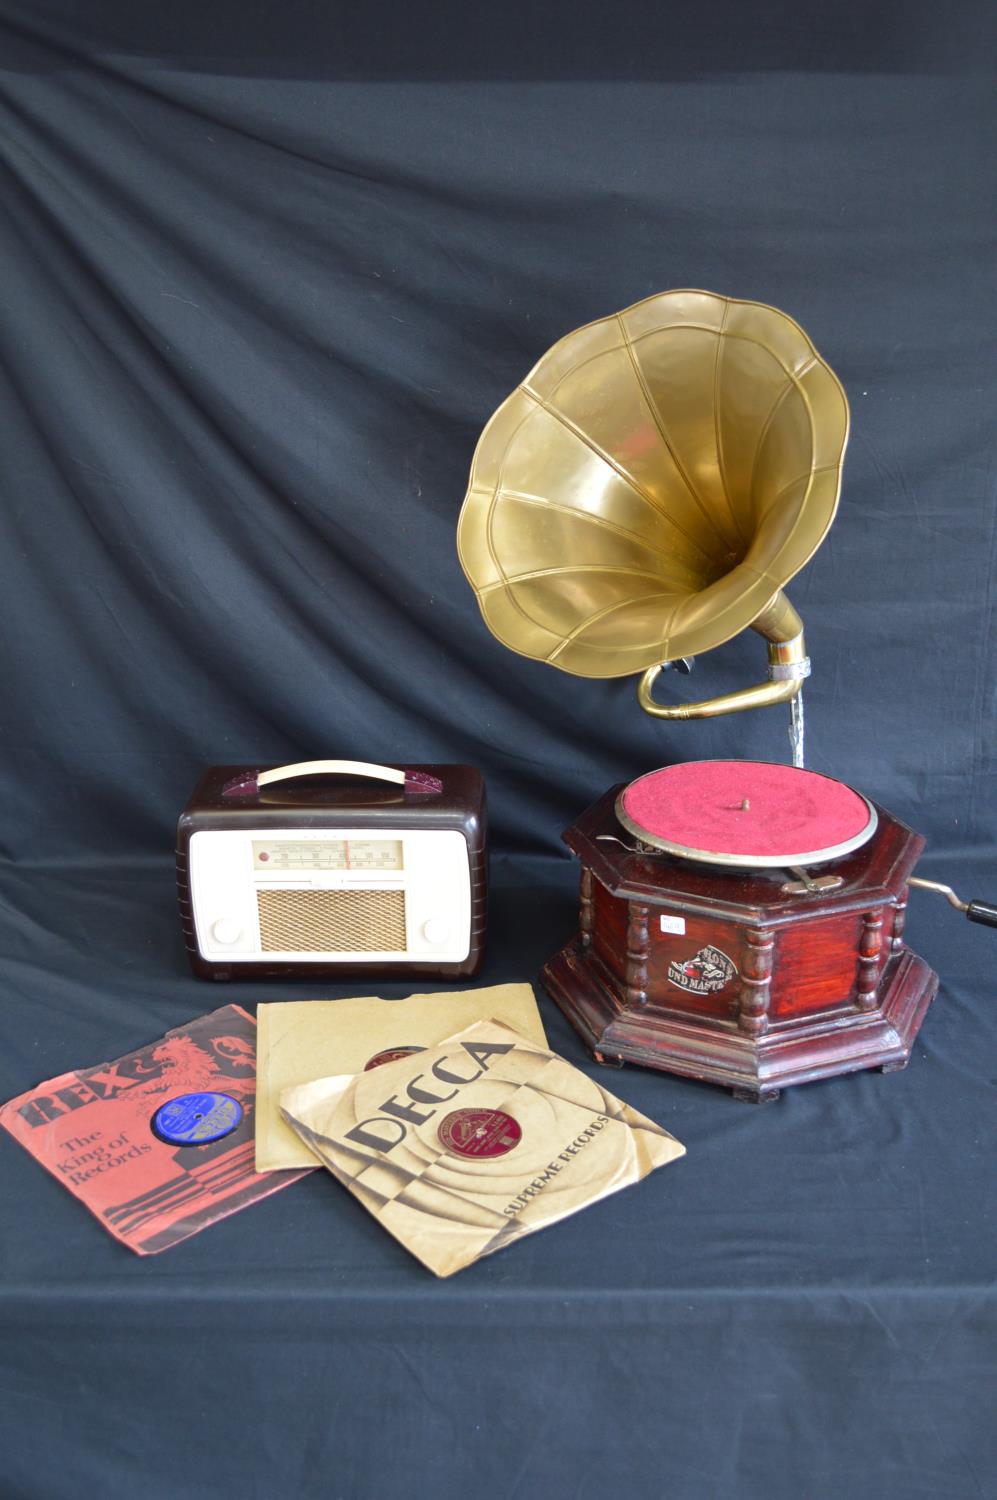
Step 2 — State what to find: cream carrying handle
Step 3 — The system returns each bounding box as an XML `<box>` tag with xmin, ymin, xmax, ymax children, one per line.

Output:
<box><xmin>221</xmin><ymin>760</ymin><xmax>443</xmax><ymax>799</ymax></box>
<box><xmin>256</xmin><ymin>760</ymin><xmax>407</xmax><ymax>789</ymax></box>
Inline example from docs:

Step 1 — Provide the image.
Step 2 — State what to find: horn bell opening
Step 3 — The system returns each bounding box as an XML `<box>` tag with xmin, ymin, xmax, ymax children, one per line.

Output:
<box><xmin>457</xmin><ymin>289</ymin><xmax>849</xmax><ymax>680</ymax></box>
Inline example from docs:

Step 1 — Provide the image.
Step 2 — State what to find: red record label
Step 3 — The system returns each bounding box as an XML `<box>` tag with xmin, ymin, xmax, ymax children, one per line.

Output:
<box><xmin>438</xmin><ymin>1108</ymin><xmax>522</xmax><ymax>1159</ymax></box>
<box><xmin>363</xmin><ymin>1046</ymin><xmax>425</xmax><ymax>1071</ymax></box>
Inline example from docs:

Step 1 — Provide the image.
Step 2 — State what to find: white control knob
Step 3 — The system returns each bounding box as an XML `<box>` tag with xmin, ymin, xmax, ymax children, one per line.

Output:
<box><xmin>211</xmin><ymin>918</ymin><xmax>243</xmax><ymax>946</ymax></box>
<box><xmin>421</xmin><ymin>917</ymin><xmax>450</xmax><ymax>946</ymax></box>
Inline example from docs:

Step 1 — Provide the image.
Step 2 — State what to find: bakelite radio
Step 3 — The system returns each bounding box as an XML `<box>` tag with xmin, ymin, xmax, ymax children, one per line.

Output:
<box><xmin>457</xmin><ymin>289</ymin><xmax>994</xmax><ymax>1099</ymax></box>
<box><xmin>177</xmin><ymin>761</ymin><xmax>486</xmax><ymax>980</ymax></box>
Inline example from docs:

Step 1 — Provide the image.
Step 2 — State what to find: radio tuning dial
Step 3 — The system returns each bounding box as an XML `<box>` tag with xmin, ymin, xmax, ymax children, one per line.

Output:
<box><xmin>211</xmin><ymin>918</ymin><xmax>243</xmax><ymax>946</ymax></box>
<box><xmin>421</xmin><ymin>918</ymin><xmax>450</xmax><ymax>946</ymax></box>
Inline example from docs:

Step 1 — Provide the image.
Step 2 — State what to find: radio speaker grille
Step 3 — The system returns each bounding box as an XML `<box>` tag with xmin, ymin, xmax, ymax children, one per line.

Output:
<box><xmin>257</xmin><ymin>889</ymin><xmax>407</xmax><ymax>953</ymax></box>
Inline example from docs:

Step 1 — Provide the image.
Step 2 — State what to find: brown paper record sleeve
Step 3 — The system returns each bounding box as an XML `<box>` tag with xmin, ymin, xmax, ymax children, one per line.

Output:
<box><xmin>255</xmin><ymin>984</ymin><xmax>547</xmax><ymax>1171</ymax></box>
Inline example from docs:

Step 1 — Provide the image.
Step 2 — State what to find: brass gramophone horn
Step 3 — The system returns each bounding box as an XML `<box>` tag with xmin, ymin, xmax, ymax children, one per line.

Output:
<box><xmin>457</xmin><ymin>290</ymin><xmax>849</xmax><ymax>722</ymax></box>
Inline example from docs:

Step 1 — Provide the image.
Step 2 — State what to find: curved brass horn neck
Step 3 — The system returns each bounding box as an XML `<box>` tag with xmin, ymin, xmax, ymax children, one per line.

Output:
<box><xmin>637</xmin><ymin>593</ymin><xmax>808</xmax><ymax>721</ymax></box>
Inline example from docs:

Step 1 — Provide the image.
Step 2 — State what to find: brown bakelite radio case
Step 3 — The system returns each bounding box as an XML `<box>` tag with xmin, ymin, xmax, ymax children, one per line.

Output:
<box><xmin>176</xmin><ymin>762</ymin><xmax>486</xmax><ymax>981</ymax></box>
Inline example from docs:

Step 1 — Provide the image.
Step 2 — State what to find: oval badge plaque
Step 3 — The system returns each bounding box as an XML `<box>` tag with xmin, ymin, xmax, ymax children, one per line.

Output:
<box><xmin>667</xmin><ymin>945</ymin><xmax>737</xmax><ymax>995</ymax></box>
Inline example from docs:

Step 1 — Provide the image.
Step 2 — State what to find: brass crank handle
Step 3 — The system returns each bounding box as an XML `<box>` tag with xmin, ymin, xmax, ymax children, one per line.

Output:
<box><xmin>908</xmin><ymin>878</ymin><xmax>997</xmax><ymax>929</ymax></box>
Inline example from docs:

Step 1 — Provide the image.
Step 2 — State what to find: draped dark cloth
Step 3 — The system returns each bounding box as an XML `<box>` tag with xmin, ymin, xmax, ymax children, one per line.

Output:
<box><xmin>0</xmin><ymin>5</ymin><xmax>993</xmax><ymax>1496</ymax></box>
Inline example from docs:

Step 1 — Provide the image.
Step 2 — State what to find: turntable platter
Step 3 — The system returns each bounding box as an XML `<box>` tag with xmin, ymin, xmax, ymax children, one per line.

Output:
<box><xmin>616</xmin><ymin>760</ymin><xmax>877</xmax><ymax>868</ymax></box>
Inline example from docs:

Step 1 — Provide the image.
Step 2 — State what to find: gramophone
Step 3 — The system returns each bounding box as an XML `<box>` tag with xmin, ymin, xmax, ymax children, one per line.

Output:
<box><xmin>457</xmin><ymin>290</ymin><xmax>994</xmax><ymax>1100</ymax></box>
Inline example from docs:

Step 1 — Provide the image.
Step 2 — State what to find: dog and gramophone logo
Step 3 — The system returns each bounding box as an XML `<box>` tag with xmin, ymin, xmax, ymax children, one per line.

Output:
<box><xmin>667</xmin><ymin>944</ymin><xmax>737</xmax><ymax>994</ymax></box>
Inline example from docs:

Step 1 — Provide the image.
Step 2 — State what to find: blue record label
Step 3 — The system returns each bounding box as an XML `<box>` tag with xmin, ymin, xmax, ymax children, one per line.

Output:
<box><xmin>151</xmin><ymin>1091</ymin><xmax>243</xmax><ymax>1146</ymax></box>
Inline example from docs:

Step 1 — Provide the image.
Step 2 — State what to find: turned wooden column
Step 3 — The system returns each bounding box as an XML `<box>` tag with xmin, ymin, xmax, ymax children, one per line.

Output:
<box><xmin>579</xmin><ymin>867</ymin><xmax>594</xmax><ymax>951</ymax></box>
<box><xmin>625</xmin><ymin>901</ymin><xmax>650</xmax><ymax>1007</ymax></box>
<box><xmin>855</xmin><ymin>911</ymin><xmax>884</xmax><ymax>1009</ymax></box>
<box><xmin>891</xmin><ymin>894</ymin><xmax>908</xmax><ymax>955</ymax></box>
<box><xmin>738</xmin><ymin>928</ymin><xmax>774</xmax><ymax>1036</ymax></box>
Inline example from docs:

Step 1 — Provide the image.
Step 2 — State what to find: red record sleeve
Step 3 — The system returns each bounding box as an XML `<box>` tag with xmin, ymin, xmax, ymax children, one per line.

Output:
<box><xmin>0</xmin><ymin>1005</ymin><xmax>312</xmax><ymax>1255</ymax></box>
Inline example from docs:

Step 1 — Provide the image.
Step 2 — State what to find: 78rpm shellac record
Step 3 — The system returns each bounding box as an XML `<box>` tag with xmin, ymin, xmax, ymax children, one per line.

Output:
<box><xmin>364</xmin><ymin>1046</ymin><xmax>425</xmax><ymax>1071</ymax></box>
<box><xmin>151</xmin><ymin>1091</ymin><xmax>243</xmax><ymax>1146</ymax></box>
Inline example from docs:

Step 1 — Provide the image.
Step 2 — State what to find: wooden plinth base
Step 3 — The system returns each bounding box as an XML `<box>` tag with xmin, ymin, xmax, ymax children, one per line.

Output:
<box><xmin>541</xmin><ymin>939</ymin><xmax>938</xmax><ymax>1101</ymax></box>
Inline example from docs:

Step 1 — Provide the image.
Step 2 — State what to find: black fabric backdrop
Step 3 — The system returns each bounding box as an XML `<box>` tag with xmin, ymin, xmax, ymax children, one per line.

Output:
<box><xmin>0</xmin><ymin>5</ymin><xmax>994</xmax><ymax>1498</ymax></box>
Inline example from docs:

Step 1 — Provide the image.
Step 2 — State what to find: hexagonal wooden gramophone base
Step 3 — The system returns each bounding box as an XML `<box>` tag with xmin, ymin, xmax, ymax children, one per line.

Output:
<box><xmin>540</xmin><ymin>786</ymin><xmax>940</xmax><ymax>1101</ymax></box>
<box><xmin>542</xmin><ymin>938</ymin><xmax>937</xmax><ymax>1101</ymax></box>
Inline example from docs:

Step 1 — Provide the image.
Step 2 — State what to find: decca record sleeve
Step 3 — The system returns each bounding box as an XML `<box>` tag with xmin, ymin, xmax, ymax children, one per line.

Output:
<box><xmin>280</xmin><ymin>1020</ymin><xmax>686</xmax><ymax>1277</ymax></box>
<box><xmin>0</xmin><ymin>1004</ymin><xmax>312</xmax><ymax>1255</ymax></box>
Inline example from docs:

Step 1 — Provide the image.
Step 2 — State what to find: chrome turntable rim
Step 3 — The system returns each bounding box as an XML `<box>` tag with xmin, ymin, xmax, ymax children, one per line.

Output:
<box><xmin>615</xmin><ymin>759</ymin><xmax>879</xmax><ymax>870</ymax></box>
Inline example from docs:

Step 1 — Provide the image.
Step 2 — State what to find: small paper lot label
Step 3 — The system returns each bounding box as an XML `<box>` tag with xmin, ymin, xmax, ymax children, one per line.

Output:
<box><xmin>659</xmin><ymin>914</ymin><xmax>686</xmax><ymax>936</ymax></box>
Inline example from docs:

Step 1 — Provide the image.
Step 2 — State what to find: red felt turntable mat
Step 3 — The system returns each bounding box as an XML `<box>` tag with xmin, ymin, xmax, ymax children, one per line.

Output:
<box><xmin>618</xmin><ymin>760</ymin><xmax>876</xmax><ymax>866</ymax></box>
